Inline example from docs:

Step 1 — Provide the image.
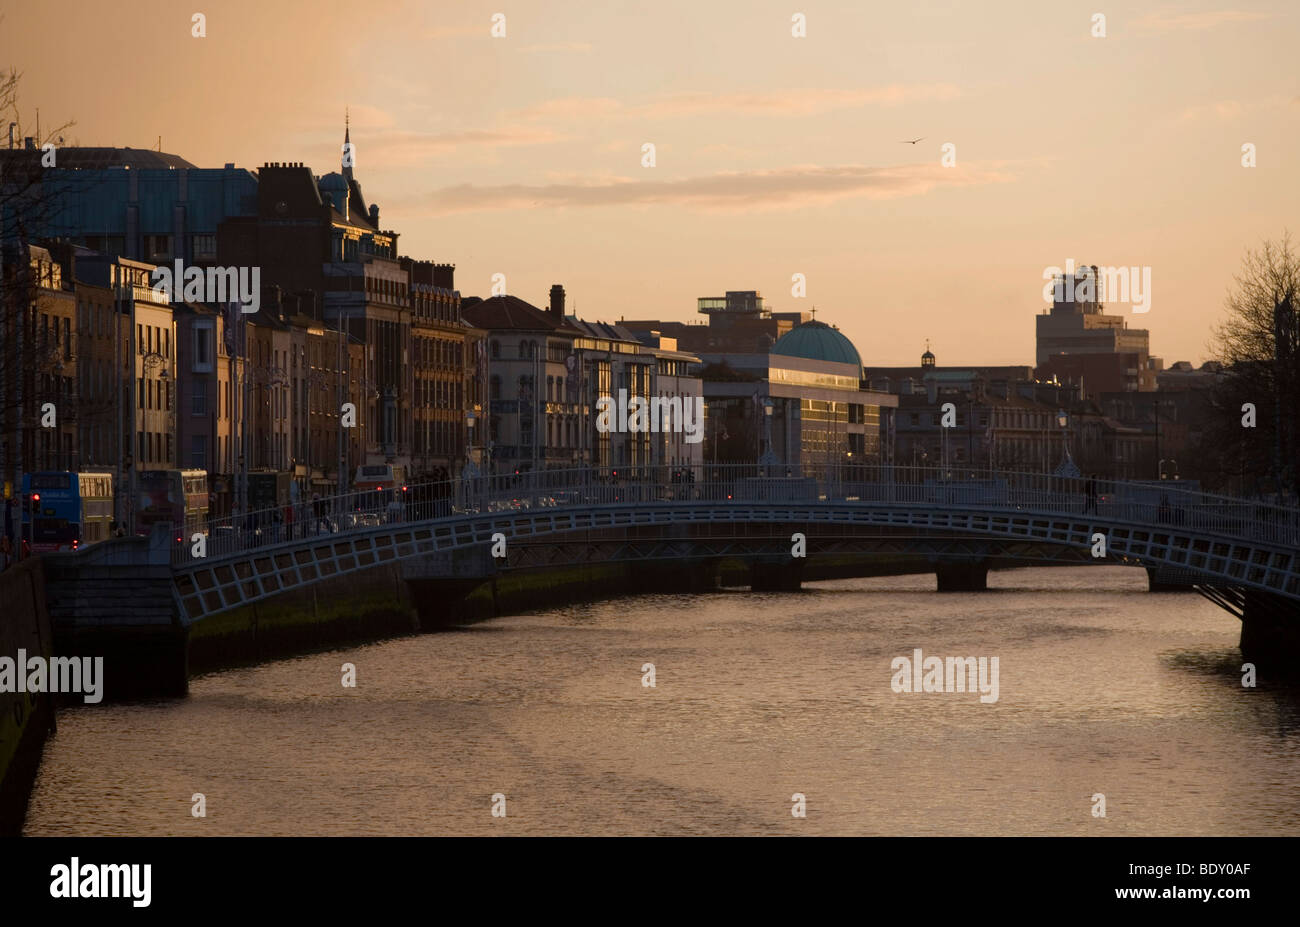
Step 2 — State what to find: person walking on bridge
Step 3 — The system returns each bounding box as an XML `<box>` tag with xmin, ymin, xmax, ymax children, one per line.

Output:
<box><xmin>1084</xmin><ymin>474</ymin><xmax>1098</xmax><ymax>515</ymax></box>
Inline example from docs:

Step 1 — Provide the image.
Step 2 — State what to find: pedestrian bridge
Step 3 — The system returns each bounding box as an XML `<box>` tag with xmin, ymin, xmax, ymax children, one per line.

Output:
<box><xmin>161</xmin><ymin>465</ymin><xmax>1300</xmax><ymax>627</ymax></box>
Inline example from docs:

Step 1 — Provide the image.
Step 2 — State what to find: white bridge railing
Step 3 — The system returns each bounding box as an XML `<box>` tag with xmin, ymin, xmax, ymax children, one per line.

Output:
<box><xmin>172</xmin><ymin>464</ymin><xmax>1300</xmax><ymax>565</ymax></box>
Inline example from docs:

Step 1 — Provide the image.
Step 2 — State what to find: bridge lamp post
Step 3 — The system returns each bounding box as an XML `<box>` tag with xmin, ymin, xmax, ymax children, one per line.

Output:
<box><xmin>462</xmin><ymin>409</ymin><xmax>480</xmax><ymax>480</ymax></box>
<box><xmin>758</xmin><ymin>398</ymin><xmax>779</xmax><ymax>475</ymax></box>
<box><xmin>1055</xmin><ymin>408</ymin><xmax>1078</xmax><ymax>482</ymax></box>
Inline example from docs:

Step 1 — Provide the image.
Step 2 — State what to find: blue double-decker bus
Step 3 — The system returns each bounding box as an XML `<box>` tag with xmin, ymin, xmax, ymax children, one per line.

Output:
<box><xmin>20</xmin><ymin>471</ymin><xmax>116</xmax><ymax>553</ymax></box>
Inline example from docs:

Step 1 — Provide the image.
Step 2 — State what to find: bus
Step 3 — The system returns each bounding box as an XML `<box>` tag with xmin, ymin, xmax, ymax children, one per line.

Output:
<box><xmin>137</xmin><ymin>469</ymin><xmax>209</xmax><ymax>542</ymax></box>
<box><xmin>353</xmin><ymin>463</ymin><xmax>405</xmax><ymax>492</ymax></box>
<box><xmin>351</xmin><ymin>463</ymin><xmax>407</xmax><ymax>520</ymax></box>
<box><xmin>20</xmin><ymin>471</ymin><xmax>115</xmax><ymax>553</ymax></box>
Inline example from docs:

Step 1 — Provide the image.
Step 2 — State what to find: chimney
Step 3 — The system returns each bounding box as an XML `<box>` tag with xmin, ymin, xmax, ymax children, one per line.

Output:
<box><xmin>432</xmin><ymin>263</ymin><xmax>455</xmax><ymax>289</ymax></box>
<box><xmin>549</xmin><ymin>284</ymin><xmax>566</xmax><ymax>319</ymax></box>
<box><xmin>24</xmin><ymin>136</ymin><xmax>35</xmax><ymax>150</ymax></box>
<box><xmin>369</xmin><ymin>203</ymin><xmax>379</xmax><ymax>226</ymax></box>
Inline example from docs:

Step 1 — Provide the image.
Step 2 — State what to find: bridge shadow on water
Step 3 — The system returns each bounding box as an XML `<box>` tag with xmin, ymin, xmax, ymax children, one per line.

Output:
<box><xmin>1163</xmin><ymin>648</ymin><xmax>1300</xmax><ymax>696</ymax></box>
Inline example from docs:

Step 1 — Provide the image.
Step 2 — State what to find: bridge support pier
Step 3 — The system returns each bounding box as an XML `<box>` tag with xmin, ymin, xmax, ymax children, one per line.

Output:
<box><xmin>1240</xmin><ymin>590</ymin><xmax>1300</xmax><ymax>671</ymax></box>
<box><xmin>749</xmin><ymin>560</ymin><xmax>804</xmax><ymax>592</ymax></box>
<box><xmin>935</xmin><ymin>562</ymin><xmax>989</xmax><ymax>592</ymax></box>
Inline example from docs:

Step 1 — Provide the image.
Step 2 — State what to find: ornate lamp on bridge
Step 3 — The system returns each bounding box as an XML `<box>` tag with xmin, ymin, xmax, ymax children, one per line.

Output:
<box><xmin>462</xmin><ymin>409</ymin><xmax>481</xmax><ymax>481</ymax></box>
<box><xmin>1053</xmin><ymin>408</ymin><xmax>1080</xmax><ymax>479</ymax></box>
<box><xmin>758</xmin><ymin>398</ymin><xmax>779</xmax><ymax>475</ymax></box>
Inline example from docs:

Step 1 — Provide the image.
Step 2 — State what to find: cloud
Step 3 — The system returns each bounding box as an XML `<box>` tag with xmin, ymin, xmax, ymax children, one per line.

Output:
<box><xmin>1132</xmin><ymin>9</ymin><xmax>1271</xmax><ymax>32</ymax></box>
<box><xmin>412</xmin><ymin>162</ymin><xmax>1010</xmax><ymax>215</ymax></box>
<box><xmin>512</xmin><ymin>85</ymin><xmax>961</xmax><ymax>121</ymax></box>
<box><xmin>343</xmin><ymin>127</ymin><xmax>565</xmax><ymax>169</ymax></box>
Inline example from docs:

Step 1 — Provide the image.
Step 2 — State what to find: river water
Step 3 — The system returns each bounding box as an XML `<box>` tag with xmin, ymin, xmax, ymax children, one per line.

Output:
<box><xmin>22</xmin><ymin>565</ymin><xmax>1300</xmax><ymax>835</ymax></box>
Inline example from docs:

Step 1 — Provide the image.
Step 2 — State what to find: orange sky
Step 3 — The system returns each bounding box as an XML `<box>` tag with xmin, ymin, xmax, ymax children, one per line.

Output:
<box><xmin>2</xmin><ymin>0</ymin><xmax>1296</xmax><ymax>366</ymax></box>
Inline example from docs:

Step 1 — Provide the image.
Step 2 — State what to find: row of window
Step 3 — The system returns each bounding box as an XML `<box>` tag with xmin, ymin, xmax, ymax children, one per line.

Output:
<box><xmin>144</xmin><ymin>234</ymin><xmax>217</xmax><ymax>260</ymax></box>
<box><xmin>414</xmin><ymin>337</ymin><xmax>465</xmax><ymax>368</ymax></box>
<box><xmin>36</xmin><ymin>313</ymin><xmax>74</xmax><ymax>361</ymax></box>
<box><xmin>412</xmin><ymin>292</ymin><xmax>459</xmax><ymax>323</ymax></box>
<box><xmin>137</xmin><ymin>322</ymin><xmax>171</xmax><ymax>358</ymax></box>
<box><xmin>414</xmin><ymin>420</ymin><xmax>465</xmax><ymax>457</ymax></box>
<box><xmin>138</xmin><ymin>376</ymin><xmax>172</xmax><ymax>411</ymax></box>
<box><xmin>905</xmin><ymin>410</ymin><xmax>1061</xmax><ymax>429</ymax></box>
<box><xmin>137</xmin><ymin>430</ymin><xmax>173</xmax><ymax>466</ymax></box>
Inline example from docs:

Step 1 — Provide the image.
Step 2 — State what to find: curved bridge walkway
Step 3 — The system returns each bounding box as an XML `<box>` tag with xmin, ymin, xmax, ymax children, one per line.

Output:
<box><xmin>170</xmin><ymin>465</ymin><xmax>1300</xmax><ymax>626</ymax></box>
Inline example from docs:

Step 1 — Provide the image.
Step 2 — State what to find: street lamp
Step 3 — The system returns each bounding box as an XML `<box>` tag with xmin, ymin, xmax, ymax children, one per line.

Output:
<box><xmin>1153</xmin><ymin>398</ymin><xmax>1176</xmax><ymax>481</ymax></box>
<box><xmin>462</xmin><ymin>408</ymin><xmax>480</xmax><ymax>481</ymax></box>
<box><xmin>1054</xmin><ymin>408</ymin><xmax>1079</xmax><ymax>477</ymax></box>
<box><xmin>759</xmin><ymin>398</ymin><xmax>778</xmax><ymax>474</ymax></box>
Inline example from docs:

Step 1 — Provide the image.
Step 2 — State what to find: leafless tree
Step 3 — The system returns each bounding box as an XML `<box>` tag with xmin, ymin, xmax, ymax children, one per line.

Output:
<box><xmin>1200</xmin><ymin>235</ymin><xmax>1300</xmax><ymax>498</ymax></box>
<box><xmin>1</xmin><ymin>66</ymin><xmax>77</xmax><ymax>494</ymax></box>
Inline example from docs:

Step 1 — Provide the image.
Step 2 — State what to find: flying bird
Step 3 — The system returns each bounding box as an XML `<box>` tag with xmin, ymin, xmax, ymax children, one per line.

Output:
<box><xmin>900</xmin><ymin>137</ymin><xmax>925</xmax><ymax>145</ymax></box>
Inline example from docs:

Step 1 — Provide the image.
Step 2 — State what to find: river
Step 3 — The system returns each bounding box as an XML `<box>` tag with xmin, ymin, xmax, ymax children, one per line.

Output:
<box><xmin>22</xmin><ymin>565</ymin><xmax>1300</xmax><ymax>835</ymax></box>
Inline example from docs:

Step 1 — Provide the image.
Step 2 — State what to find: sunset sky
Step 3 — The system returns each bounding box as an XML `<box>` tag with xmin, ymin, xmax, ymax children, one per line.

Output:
<box><xmin>2</xmin><ymin>0</ymin><xmax>1296</xmax><ymax>366</ymax></box>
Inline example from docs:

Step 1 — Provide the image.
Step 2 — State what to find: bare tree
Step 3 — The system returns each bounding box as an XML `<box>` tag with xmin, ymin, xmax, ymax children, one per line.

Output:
<box><xmin>1200</xmin><ymin>235</ymin><xmax>1300</xmax><ymax>498</ymax></box>
<box><xmin>1</xmin><ymin>66</ymin><xmax>77</xmax><ymax>505</ymax></box>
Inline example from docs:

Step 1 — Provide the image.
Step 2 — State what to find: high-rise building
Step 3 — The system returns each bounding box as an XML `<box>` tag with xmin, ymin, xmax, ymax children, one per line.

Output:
<box><xmin>1035</xmin><ymin>264</ymin><xmax>1158</xmax><ymax>394</ymax></box>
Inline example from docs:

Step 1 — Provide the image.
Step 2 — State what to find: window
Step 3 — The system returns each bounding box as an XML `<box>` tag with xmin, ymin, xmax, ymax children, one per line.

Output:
<box><xmin>62</xmin><ymin>318</ymin><xmax>71</xmax><ymax>359</ymax></box>
<box><xmin>194</xmin><ymin>327</ymin><xmax>211</xmax><ymax>366</ymax></box>
<box><xmin>192</xmin><ymin>234</ymin><xmax>217</xmax><ymax>258</ymax></box>
<box><xmin>193</xmin><ymin>379</ymin><xmax>208</xmax><ymax>415</ymax></box>
<box><xmin>146</xmin><ymin>235</ymin><xmax>170</xmax><ymax>259</ymax></box>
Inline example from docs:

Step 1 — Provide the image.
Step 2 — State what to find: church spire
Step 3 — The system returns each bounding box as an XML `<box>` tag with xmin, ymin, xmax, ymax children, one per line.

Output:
<box><xmin>342</xmin><ymin>108</ymin><xmax>353</xmax><ymax>180</ymax></box>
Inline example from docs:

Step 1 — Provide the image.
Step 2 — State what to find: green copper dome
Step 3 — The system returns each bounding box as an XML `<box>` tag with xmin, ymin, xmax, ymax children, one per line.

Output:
<box><xmin>771</xmin><ymin>320</ymin><xmax>862</xmax><ymax>368</ymax></box>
